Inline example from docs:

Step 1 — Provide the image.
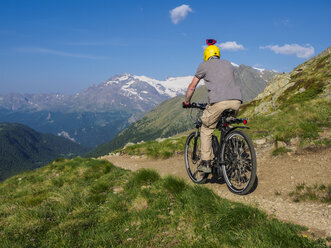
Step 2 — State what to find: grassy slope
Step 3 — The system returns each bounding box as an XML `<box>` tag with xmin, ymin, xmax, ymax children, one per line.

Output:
<box><xmin>0</xmin><ymin>158</ymin><xmax>327</xmax><ymax>247</ymax></box>
<box><xmin>239</xmin><ymin>51</ymin><xmax>331</xmax><ymax>145</ymax></box>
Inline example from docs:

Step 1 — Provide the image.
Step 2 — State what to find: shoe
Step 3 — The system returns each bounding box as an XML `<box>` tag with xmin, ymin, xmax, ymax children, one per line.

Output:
<box><xmin>198</xmin><ymin>160</ymin><xmax>211</xmax><ymax>173</ymax></box>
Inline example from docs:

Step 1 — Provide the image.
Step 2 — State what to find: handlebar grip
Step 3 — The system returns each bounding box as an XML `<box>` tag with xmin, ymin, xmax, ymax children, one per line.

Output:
<box><xmin>182</xmin><ymin>102</ymin><xmax>191</xmax><ymax>108</ymax></box>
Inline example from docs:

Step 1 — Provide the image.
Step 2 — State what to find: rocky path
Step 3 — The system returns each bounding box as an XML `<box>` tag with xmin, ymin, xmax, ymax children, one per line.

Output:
<box><xmin>100</xmin><ymin>146</ymin><xmax>331</xmax><ymax>238</ymax></box>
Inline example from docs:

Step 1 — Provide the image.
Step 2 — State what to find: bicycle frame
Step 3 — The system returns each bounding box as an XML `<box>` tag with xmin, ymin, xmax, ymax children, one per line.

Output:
<box><xmin>193</xmin><ymin>120</ymin><xmax>249</xmax><ymax>174</ymax></box>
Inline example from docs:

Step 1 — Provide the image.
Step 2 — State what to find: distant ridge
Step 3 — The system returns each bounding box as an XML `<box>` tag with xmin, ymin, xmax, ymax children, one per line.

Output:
<box><xmin>0</xmin><ymin>122</ymin><xmax>88</xmax><ymax>182</ymax></box>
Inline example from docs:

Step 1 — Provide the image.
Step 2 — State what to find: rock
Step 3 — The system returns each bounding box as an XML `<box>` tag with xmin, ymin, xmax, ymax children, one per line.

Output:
<box><xmin>255</xmin><ymin>74</ymin><xmax>290</xmax><ymax>101</ymax></box>
<box><xmin>274</xmin><ymin>141</ymin><xmax>286</xmax><ymax>149</ymax></box>
<box><xmin>249</xmin><ymin>74</ymin><xmax>294</xmax><ymax>116</ymax></box>
<box><xmin>112</xmin><ymin>186</ymin><xmax>123</xmax><ymax>194</ymax></box>
<box><xmin>290</xmin><ymin>137</ymin><xmax>300</xmax><ymax>147</ymax></box>
<box><xmin>124</xmin><ymin>142</ymin><xmax>135</xmax><ymax>148</ymax></box>
<box><xmin>254</xmin><ymin>138</ymin><xmax>267</xmax><ymax>145</ymax></box>
<box><xmin>156</xmin><ymin>138</ymin><xmax>166</xmax><ymax>143</ymax></box>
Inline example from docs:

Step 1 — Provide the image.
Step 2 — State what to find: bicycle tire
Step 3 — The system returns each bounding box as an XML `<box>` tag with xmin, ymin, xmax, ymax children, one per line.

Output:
<box><xmin>221</xmin><ymin>129</ymin><xmax>257</xmax><ymax>195</ymax></box>
<box><xmin>184</xmin><ymin>132</ymin><xmax>208</xmax><ymax>184</ymax></box>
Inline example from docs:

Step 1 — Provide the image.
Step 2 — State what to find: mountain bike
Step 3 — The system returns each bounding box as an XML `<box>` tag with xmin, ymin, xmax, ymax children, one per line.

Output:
<box><xmin>184</xmin><ymin>102</ymin><xmax>257</xmax><ymax>195</ymax></box>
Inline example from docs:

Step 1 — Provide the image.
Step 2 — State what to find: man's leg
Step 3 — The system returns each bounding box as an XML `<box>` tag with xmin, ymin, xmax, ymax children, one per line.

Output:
<box><xmin>200</xmin><ymin>124</ymin><xmax>214</xmax><ymax>161</ymax></box>
<box><xmin>200</xmin><ymin>100</ymin><xmax>241</xmax><ymax>161</ymax></box>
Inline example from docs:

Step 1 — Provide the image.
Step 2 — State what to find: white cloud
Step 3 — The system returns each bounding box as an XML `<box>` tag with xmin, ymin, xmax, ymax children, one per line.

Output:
<box><xmin>16</xmin><ymin>47</ymin><xmax>106</xmax><ymax>59</ymax></box>
<box><xmin>218</xmin><ymin>41</ymin><xmax>244</xmax><ymax>51</ymax></box>
<box><xmin>260</xmin><ymin>44</ymin><xmax>315</xmax><ymax>59</ymax></box>
<box><xmin>170</xmin><ymin>4</ymin><xmax>192</xmax><ymax>24</ymax></box>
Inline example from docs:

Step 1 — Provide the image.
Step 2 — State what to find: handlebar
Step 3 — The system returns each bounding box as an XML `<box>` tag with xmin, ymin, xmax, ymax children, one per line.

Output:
<box><xmin>183</xmin><ymin>102</ymin><xmax>207</xmax><ymax>110</ymax></box>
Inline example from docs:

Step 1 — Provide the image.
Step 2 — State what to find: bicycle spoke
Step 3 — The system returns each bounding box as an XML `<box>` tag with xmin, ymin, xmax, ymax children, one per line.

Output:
<box><xmin>192</xmin><ymin>170</ymin><xmax>199</xmax><ymax>178</ymax></box>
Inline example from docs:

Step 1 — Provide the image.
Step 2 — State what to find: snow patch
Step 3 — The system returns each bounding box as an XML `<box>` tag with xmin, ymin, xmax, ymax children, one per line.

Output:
<box><xmin>58</xmin><ymin>131</ymin><xmax>76</xmax><ymax>143</ymax></box>
<box><xmin>104</xmin><ymin>80</ymin><xmax>119</xmax><ymax>86</ymax></box>
<box><xmin>121</xmin><ymin>80</ymin><xmax>136</xmax><ymax>89</ymax></box>
<box><xmin>118</xmin><ymin>74</ymin><xmax>130</xmax><ymax>81</ymax></box>
<box><xmin>133</xmin><ymin>75</ymin><xmax>192</xmax><ymax>97</ymax></box>
<box><xmin>253</xmin><ymin>67</ymin><xmax>265</xmax><ymax>72</ymax></box>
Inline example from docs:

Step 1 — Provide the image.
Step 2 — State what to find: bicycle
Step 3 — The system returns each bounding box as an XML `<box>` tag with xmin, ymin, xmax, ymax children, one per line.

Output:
<box><xmin>184</xmin><ymin>102</ymin><xmax>257</xmax><ymax>195</ymax></box>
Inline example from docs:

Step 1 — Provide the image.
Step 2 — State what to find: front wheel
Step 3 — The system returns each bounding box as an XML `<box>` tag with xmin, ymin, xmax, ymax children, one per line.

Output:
<box><xmin>221</xmin><ymin>130</ymin><xmax>257</xmax><ymax>195</ymax></box>
<box><xmin>184</xmin><ymin>132</ymin><xmax>208</xmax><ymax>184</ymax></box>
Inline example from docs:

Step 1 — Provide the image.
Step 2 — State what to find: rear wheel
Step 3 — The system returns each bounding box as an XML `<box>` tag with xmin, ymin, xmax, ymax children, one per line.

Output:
<box><xmin>184</xmin><ymin>132</ymin><xmax>208</xmax><ymax>184</ymax></box>
<box><xmin>221</xmin><ymin>130</ymin><xmax>257</xmax><ymax>195</ymax></box>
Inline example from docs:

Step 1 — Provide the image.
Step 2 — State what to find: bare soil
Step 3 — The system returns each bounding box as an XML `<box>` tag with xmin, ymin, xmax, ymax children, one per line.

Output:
<box><xmin>100</xmin><ymin>145</ymin><xmax>331</xmax><ymax>238</ymax></box>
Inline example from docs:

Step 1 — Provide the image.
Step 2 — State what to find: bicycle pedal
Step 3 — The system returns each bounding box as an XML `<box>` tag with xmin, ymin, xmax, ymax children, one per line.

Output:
<box><xmin>197</xmin><ymin>166</ymin><xmax>211</xmax><ymax>173</ymax></box>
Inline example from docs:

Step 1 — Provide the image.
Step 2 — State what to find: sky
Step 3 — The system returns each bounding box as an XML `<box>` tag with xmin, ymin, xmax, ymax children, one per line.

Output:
<box><xmin>0</xmin><ymin>0</ymin><xmax>330</xmax><ymax>94</ymax></box>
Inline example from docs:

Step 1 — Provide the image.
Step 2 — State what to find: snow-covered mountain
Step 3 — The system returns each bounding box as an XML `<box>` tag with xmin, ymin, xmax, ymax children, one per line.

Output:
<box><xmin>132</xmin><ymin>75</ymin><xmax>192</xmax><ymax>97</ymax></box>
<box><xmin>66</xmin><ymin>74</ymin><xmax>193</xmax><ymax>114</ymax></box>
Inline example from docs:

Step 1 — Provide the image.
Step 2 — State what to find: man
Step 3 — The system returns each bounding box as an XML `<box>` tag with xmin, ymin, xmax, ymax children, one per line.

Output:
<box><xmin>183</xmin><ymin>42</ymin><xmax>242</xmax><ymax>173</ymax></box>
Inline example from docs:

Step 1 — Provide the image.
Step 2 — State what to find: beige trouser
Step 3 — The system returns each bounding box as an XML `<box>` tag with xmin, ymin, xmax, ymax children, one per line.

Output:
<box><xmin>200</xmin><ymin>100</ymin><xmax>241</xmax><ymax>161</ymax></box>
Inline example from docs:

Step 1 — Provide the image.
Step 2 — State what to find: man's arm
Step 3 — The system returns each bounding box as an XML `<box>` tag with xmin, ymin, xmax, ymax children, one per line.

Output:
<box><xmin>184</xmin><ymin>76</ymin><xmax>200</xmax><ymax>104</ymax></box>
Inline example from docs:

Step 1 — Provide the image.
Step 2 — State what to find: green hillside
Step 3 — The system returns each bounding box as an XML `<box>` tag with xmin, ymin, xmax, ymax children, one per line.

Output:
<box><xmin>0</xmin><ymin>123</ymin><xmax>89</xmax><ymax>182</ymax></box>
<box><xmin>0</xmin><ymin>157</ymin><xmax>327</xmax><ymax>247</ymax></box>
<box><xmin>89</xmin><ymin>46</ymin><xmax>331</xmax><ymax>158</ymax></box>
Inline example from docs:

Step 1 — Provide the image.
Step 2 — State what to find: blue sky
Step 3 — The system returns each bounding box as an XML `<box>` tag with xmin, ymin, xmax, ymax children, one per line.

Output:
<box><xmin>0</xmin><ymin>0</ymin><xmax>330</xmax><ymax>94</ymax></box>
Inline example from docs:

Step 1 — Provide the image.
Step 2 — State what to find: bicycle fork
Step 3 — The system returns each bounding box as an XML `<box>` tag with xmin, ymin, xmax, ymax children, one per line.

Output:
<box><xmin>191</xmin><ymin>128</ymin><xmax>199</xmax><ymax>161</ymax></box>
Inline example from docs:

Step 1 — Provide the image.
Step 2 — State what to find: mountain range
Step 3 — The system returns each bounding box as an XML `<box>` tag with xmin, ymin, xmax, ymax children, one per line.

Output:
<box><xmin>0</xmin><ymin>65</ymin><xmax>277</xmax><ymax>147</ymax></box>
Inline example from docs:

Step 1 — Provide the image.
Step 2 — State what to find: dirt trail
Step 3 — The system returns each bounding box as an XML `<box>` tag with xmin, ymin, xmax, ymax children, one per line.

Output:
<box><xmin>100</xmin><ymin>146</ymin><xmax>331</xmax><ymax>238</ymax></box>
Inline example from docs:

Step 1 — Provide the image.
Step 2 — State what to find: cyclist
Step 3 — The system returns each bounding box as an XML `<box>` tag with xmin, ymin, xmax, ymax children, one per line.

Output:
<box><xmin>183</xmin><ymin>40</ymin><xmax>242</xmax><ymax>173</ymax></box>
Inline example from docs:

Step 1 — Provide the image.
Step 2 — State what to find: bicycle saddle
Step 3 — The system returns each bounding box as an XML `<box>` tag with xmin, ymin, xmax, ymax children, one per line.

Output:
<box><xmin>221</xmin><ymin>109</ymin><xmax>236</xmax><ymax>117</ymax></box>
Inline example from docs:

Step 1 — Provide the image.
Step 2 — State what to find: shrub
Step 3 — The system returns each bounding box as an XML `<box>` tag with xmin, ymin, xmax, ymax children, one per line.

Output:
<box><xmin>272</xmin><ymin>147</ymin><xmax>291</xmax><ymax>156</ymax></box>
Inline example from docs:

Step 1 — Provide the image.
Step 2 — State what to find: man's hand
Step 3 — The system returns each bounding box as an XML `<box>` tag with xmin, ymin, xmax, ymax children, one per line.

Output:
<box><xmin>182</xmin><ymin>101</ymin><xmax>191</xmax><ymax>108</ymax></box>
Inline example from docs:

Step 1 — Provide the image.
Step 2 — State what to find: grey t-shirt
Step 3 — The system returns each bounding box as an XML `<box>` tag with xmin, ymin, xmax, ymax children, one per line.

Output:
<box><xmin>195</xmin><ymin>58</ymin><xmax>242</xmax><ymax>104</ymax></box>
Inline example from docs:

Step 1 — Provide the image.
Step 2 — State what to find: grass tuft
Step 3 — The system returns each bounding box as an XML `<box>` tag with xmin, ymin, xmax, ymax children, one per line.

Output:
<box><xmin>272</xmin><ymin>147</ymin><xmax>292</xmax><ymax>156</ymax></box>
<box><xmin>289</xmin><ymin>183</ymin><xmax>331</xmax><ymax>203</ymax></box>
<box><xmin>125</xmin><ymin>169</ymin><xmax>160</xmax><ymax>190</ymax></box>
<box><xmin>163</xmin><ymin>176</ymin><xmax>186</xmax><ymax>194</ymax></box>
<box><xmin>115</xmin><ymin>136</ymin><xmax>187</xmax><ymax>159</ymax></box>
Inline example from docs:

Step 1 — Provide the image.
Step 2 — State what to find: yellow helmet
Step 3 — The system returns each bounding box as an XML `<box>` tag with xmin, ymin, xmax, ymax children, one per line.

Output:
<box><xmin>203</xmin><ymin>45</ymin><xmax>220</xmax><ymax>61</ymax></box>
